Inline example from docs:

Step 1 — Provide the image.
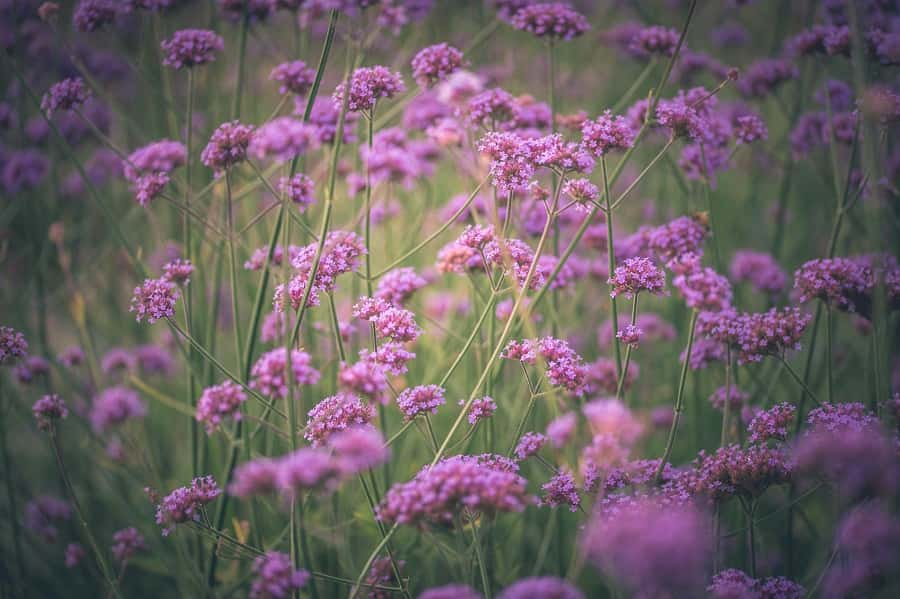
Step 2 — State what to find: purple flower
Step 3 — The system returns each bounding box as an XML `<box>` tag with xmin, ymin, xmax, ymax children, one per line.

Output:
<box><xmin>608</xmin><ymin>256</ymin><xmax>667</xmax><ymax>298</ymax></box>
<box><xmin>616</xmin><ymin>324</ymin><xmax>643</xmax><ymax>348</ymax></box>
<box><xmin>65</xmin><ymin>543</ymin><xmax>85</xmax><ymax>568</ymax></box>
<box><xmin>0</xmin><ymin>326</ymin><xmax>28</xmax><ymax>365</ymax></box>
<box><xmin>580</xmin><ymin>110</ymin><xmax>635</xmax><ymax>156</ymax></box>
<box><xmin>32</xmin><ymin>394</ymin><xmax>68</xmax><ymax>431</ymax></box>
<box><xmin>685</xmin><ymin>444</ymin><xmax>791</xmax><ymax>501</ymax></box>
<box><xmin>581</xmin><ymin>498</ymin><xmax>710</xmax><ymax>597</ymax></box>
<box><xmin>510</xmin><ymin>3</ymin><xmax>590</xmax><ymax>42</ymax></box>
<box><xmin>411</xmin><ymin>43</ymin><xmax>465</xmax><ymax>88</ymax></box>
<box><xmin>250</xmin><ymin>348</ymin><xmax>320</xmax><ymax>399</ymax></box>
<box><xmin>729</xmin><ymin>250</ymin><xmax>786</xmax><ymax>294</ymax></box>
<box><xmin>305</xmin><ymin>97</ymin><xmax>360</xmax><ymax>144</ymax></box>
<box><xmin>396</xmin><ymin>385</ymin><xmax>446</xmax><ymax>420</ymax></box>
<box><xmin>201</xmin><ymin>121</ymin><xmax>255</xmax><ymax>173</ymax></box>
<box><xmin>250</xmin><ymin>117</ymin><xmax>320</xmax><ymax>162</ymax></box>
<box><xmin>514</xmin><ymin>432</ymin><xmax>547</xmax><ymax>460</ymax></box>
<box><xmin>338</xmin><ymin>352</ymin><xmax>389</xmax><ymax>403</ymax></box>
<box><xmin>498</xmin><ymin>577</ymin><xmax>584</xmax><ymax>599</ymax></box>
<box><xmin>630</xmin><ymin>25</ymin><xmax>680</xmax><ymax>57</ymax></box>
<box><xmin>656</xmin><ymin>96</ymin><xmax>710</xmax><ymax>141</ymax></box>
<box><xmin>420</xmin><ymin>585</ymin><xmax>482</xmax><ymax>599</ymax></box>
<box><xmin>123</xmin><ymin>139</ymin><xmax>186</xmax><ymax>182</ymax></box>
<box><xmin>465</xmin><ymin>88</ymin><xmax>518</xmax><ymax>128</ymax></box>
<box><xmin>2</xmin><ymin>149</ymin><xmax>49</xmax><ymax>194</ymax></box>
<box><xmin>465</xmin><ymin>396</ymin><xmax>497</xmax><ymax>425</ymax></box>
<box><xmin>155</xmin><ymin>476</ymin><xmax>222</xmax><ymax>535</ymax></box>
<box><xmin>160</xmin><ymin>29</ymin><xmax>224</xmax><ymax>70</ymax></box>
<box><xmin>101</xmin><ymin>348</ymin><xmax>136</xmax><ymax>374</ymax></box>
<box><xmin>58</xmin><ymin>346</ymin><xmax>85</xmax><ymax>368</ymax></box>
<box><xmin>25</xmin><ymin>495</ymin><xmax>71</xmax><ymax>542</ymax></box>
<box><xmin>794</xmin><ymin>257</ymin><xmax>875</xmax><ymax>313</ymax></box>
<box><xmin>73</xmin><ymin>0</ymin><xmax>120</xmax><ymax>32</ymax></box>
<box><xmin>333</xmin><ymin>66</ymin><xmax>405</xmax><ymax>113</ymax></box>
<box><xmin>546</xmin><ymin>412</ymin><xmax>576</xmax><ymax>448</ymax></box>
<box><xmin>162</xmin><ymin>258</ymin><xmax>194</xmax><ymax>286</ymax></box>
<box><xmin>278</xmin><ymin>173</ymin><xmax>315</xmax><ymax>210</ymax></box>
<box><xmin>304</xmin><ymin>393</ymin><xmax>376</xmax><ymax>447</ymax></box>
<box><xmin>327</xmin><ymin>426</ymin><xmax>390</xmax><ymax>474</ymax></box>
<box><xmin>90</xmin><ymin>386</ymin><xmax>146</xmax><ymax>433</ymax></box>
<box><xmin>14</xmin><ymin>356</ymin><xmax>51</xmax><ymax>384</ymax></box>
<box><xmin>738</xmin><ymin>59</ymin><xmax>798</xmax><ymax>98</ymax></box>
<box><xmin>129</xmin><ymin>277</ymin><xmax>179</xmax><ymax>323</ymax></box>
<box><xmin>561</xmin><ymin>178</ymin><xmax>600</xmax><ymax>211</ymax></box>
<box><xmin>648</xmin><ymin>215</ymin><xmax>708</xmax><ymax>265</ymax></box>
<box><xmin>527</xmin><ymin>133</ymin><xmax>594</xmax><ymax>174</ymax></box>
<box><xmin>673</xmin><ymin>266</ymin><xmax>733</xmax><ymax>312</ymax></box>
<box><xmin>196</xmin><ymin>380</ymin><xmax>247</xmax><ymax>434</ymax></box>
<box><xmin>133</xmin><ymin>172</ymin><xmax>170</xmax><ymax>207</ymax></box>
<box><xmin>375</xmin><ymin>268</ymin><xmax>427</xmax><ymax>306</ymax></box>
<box><xmin>708</xmin><ymin>385</ymin><xmax>749</xmax><ymax>410</ymax></box>
<box><xmin>698</xmin><ymin>307</ymin><xmax>811</xmax><ymax>364</ymax></box>
<box><xmin>747</xmin><ymin>402</ymin><xmax>795</xmax><ymax>444</ymax></box>
<box><xmin>250</xmin><ymin>551</ymin><xmax>309</xmax><ymax>599</ymax></box>
<box><xmin>269</xmin><ymin>60</ymin><xmax>315</xmax><ymax>96</ymax></box>
<box><xmin>376</xmin><ymin>454</ymin><xmax>531</xmax><ymax>527</ymax></box>
<box><xmin>541</xmin><ymin>469</ymin><xmax>580</xmax><ymax>511</ymax></box>
<box><xmin>276</xmin><ymin>447</ymin><xmax>343</xmax><ymax>498</ymax></box>
<box><xmin>41</xmin><ymin>78</ymin><xmax>90</xmax><ymax>117</ymax></box>
<box><xmin>111</xmin><ymin>527</ymin><xmax>146</xmax><ymax>563</ymax></box>
<box><xmin>229</xmin><ymin>458</ymin><xmax>281</xmax><ymax>498</ymax></box>
<box><xmin>219</xmin><ymin>0</ymin><xmax>278</xmax><ymax>22</ymax></box>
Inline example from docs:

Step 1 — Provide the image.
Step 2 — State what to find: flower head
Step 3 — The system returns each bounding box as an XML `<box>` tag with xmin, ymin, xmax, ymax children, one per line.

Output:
<box><xmin>155</xmin><ymin>476</ymin><xmax>221</xmax><ymax>535</ymax></box>
<box><xmin>608</xmin><ymin>256</ymin><xmax>667</xmax><ymax>298</ymax></box>
<box><xmin>42</xmin><ymin>78</ymin><xmax>90</xmax><ymax>117</ymax></box>
<box><xmin>396</xmin><ymin>385</ymin><xmax>446</xmax><ymax>420</ymax></box>
<box><xmin>333</xmin><ymin>66</ymin><xmax>405</xmax><ymax>113</ymax></box>
<box><xmin>270</xmin><ymin>60</ymin><xmax>315</xmax><ymax>96</ymax></box>
<box><xmin>411</xmin><ymin>43</ymin><xmax>465</xmax><ymax>88</ymax></box>
<box><xmin>278</xmin><ymin>173</ymin><xmax>315</xmax><ymax>210</ymax></box>
<box><xmin>130</xmin><ymin>277</ymin><xmax>179</xmax><ymax>323</ymax></box>
<box><xmin>32</xmin><ymin>394</ymin><xmax>68</xmax><ymax>431</ymax></box>
<box><xmin>201</xmin><ymin>121</ymin><xmax>255</xmax><ymax>173</ymax></box>
<box><xmin>250</xmin><ymin>348</ymin><xmax>320</xmax><ymax>399</ymax></box>
<box><xmin>160</xmin><ymin>29</ymin><xmax>224</xmax><ymax>69</ymax></box>
<box><xmin>510</xmin><ymin>3</ymin><xmax>590</xmax><ymax>42</ymax></box>
<box><xmin>111</xmin><ymin>527</ymin><xmax>146</xmax><ymax>563</ymax></box>
<box><xmin>196</xmin><ymin>380</ymin><xmax>247</xmax><ymax>434</ymax></box>
<box><xmin>304</xmin><ymin>393</ymin><xmax>376</xmax><ymax>447</ymax></box>
<box><xmin>250</xmin><ymin>551</ymin><xmax>310</xmax><ymax>599</ymax></box>
<box><xmin>1</xmin><ymin>326</ymin><xmax>28</xmax><ymax>365</ymax></box>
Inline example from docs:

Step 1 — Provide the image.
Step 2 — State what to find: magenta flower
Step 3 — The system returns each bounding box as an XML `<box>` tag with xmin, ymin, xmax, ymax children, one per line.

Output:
<box><xmin>90</xmin><ymin>386</ymin><xmax>147</xmax><ymax>433</ymax></box>
<box><xmin>129</xmin><ymin>277</ymin><xmax>179</xmax><ymax>323</ymax></box>
<box><xmin>123</xmin><ymin>139</ymin><xmax>186</xmax><ymax>182</ymax></box>
<box><xmin>41</xmin><ymin>78</ymin><xmax>90</xmax><ymax>117</ymax></box>
<box><xmin>541</xmin><ymin>470</ymin><xmax>580</xmax><ymax>511</ymax></box>
<box><xmin>32</xmin><ymin>394</ymin><xmax>69</xmax><ymax>431</ymax></box>
<box><xmin>510</xmin><ymin>3</ymin><xmax>590</xmax><ymax>42</ymax></box>
<box><xmin>250</xmin><ymin>551</ymin><xmax>309</xmax><ymax>599</ymax></box>
<box><xmin>249</xmin><ymin>117</ymin><xmax>320</xmax><ymax>162</ymax></box>
<box><xmin>608</xmin><ymin>256</ymin><xmax>667</xmax><ymax>298</ymax></box>
<box><xmin>465</xmin><ymin>395</ymin><xmax>498</xmax><ymax>425</ymax></box>
<box><xmin>304</xmin><ymin>392</ymin><xmax>376</xmax><ymax>447</ymax></box>
<box><xmin>201</xmin><ymin>121</ymin><xmax>255</xmax><ymax>173</ymax></box>
<box><xmin>794</xmin><ymin>257</ymin><xmax>875</xmax><ymax>313</ymax></box>
<box><xmin>196</xmin><ymin>380</ymin><xmax>247</xmax><ymax>434</ymax></box>
<box><xmin>747</xmin><ymin>402</ymin><xmax>796</xmax><ymax>444</ymax></box>
<box><xmin>111</xmin><ymin>527</ymin><xmax>146</xmax><ymax>563</ymax></box>
<box><xmin>411</xmin><ymin>43</ymin><xmax>465</xmax><ymax>88</ymax></box>
<box><xmin>0</xmin><ymin>326</ymin><xmax>28</xmax><ymax>365</ymax></box>
<box><xmin>155</xmin><ymin>476</ymin><xmax>222</xmax><ymax>535</ymax></box>
<box><xmin>162</xmin><ymin>258</ymin><xmax>194</xmax><ymax>286</ymax></box>
<box><xmin>250</xmin><ymin>348</ymin><xmax>320</xmax><ymax>399</ymax></box>
<box><xmin>160</xmin><ymin>29</ymin><xmax>224</xmax><ymax>70</ymax></box>
<box><xmin>278</xmin><ymin>173</ymin><xmax>315</xmax><ymax>211</ymax></box>
<box><xmin>333</xmin><ymin>66</ymin><xmax>405</xmax><ymax>113</ymax></box>
<box><xmin>580</xmin><ymin>110</ymin><xmax>635</xmax><ymax>156</ymax></box>
<box><xmin>375</xmin><ymin>267</ymin><xmax>427</xmax><ymax>306</ymax></box>
<box><xmin>73</xmin><ymin>0</ymin><xmax>120</xmax><ymax>32</ymax></box>
<box><xmin>498</xmin><ymin>577</ymin><xmax>584</xmax><ymax>599</ymax></box>
<box><xmin>396</xmin><ymin>385</ymin><xmax>446</xmax><ymax>420</ymax></box>
<box><xmin>514</xmin><ymin>432</ymin><xmax>547</xmax><ymax>460</ymax></box>
<box><xmin>729</xmin><ymin>250</ymin><xmax>786</xmax><ymax>294</ymax></box>
<box><xmin>673</xmin><ymin>266</ymin><xmax>733</xmax><ymax>312</ymax></box>
<box><xmin>269</xmin><ymin>60</ymin><xmax>315</xmax><ymax>96</ymax></box>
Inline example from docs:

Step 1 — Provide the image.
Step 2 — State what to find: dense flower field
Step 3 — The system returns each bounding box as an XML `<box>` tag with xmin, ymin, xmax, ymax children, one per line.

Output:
<box><xmin>2</xmin><ymin>0</ymin><xmax>899</xmax><ymax>597</ymax></box>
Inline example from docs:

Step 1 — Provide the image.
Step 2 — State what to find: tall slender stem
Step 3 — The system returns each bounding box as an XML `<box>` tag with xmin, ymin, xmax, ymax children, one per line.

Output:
<box><xmin>470</xmin><ymin>518</ymin><xmax>492</xmax><ymax>599</ymax></box>
<box><xmin>615</xmin><ymin>294</ymin><xmax>639</xmax><ymax>401</ymax></box>
<box><xmin>656</xmin><ymin>310</ymin><xmax>698</xmax><ymax>480</ymax></box>
<box><xmin>0</xmin><ymin>379</ymin><xmax>24</xmax><ymax>588</ymax></box>
<box><xmin>364</xmin><ymin>110</ymin><xmax>375</xmax><ymax>297</ymax></box>
<box><xmin>232</xmin><ymin>16</ymin><xmax>249</xmax><ymax>120</ymax></box>
<box><xmin>824</xmin><ymin>302</ymin><xmax>833</xmax><ymax>404</ymax></box>
<box><xmin>721</xmin><ymin>346</ymin><xmax>733</xmax><ymax>447</ymax></box>
<box><xmin>602</xmin><ymin>156</ymin><xmax>622</xmax><ymax>379</ymax></box>
<box><xmin>225</xmin><ymin>172</ymin><xmax>243</xmax><ymax>370</ymax></box>
<box><xmin>50</xmin><ymin>431</ymin><xmax>123</xmax><ymax>599</ymax></box>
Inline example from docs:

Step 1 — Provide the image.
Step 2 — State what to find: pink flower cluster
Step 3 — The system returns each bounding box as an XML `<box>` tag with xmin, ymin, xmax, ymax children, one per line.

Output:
<box><xmin>276</xmin><ymin>231</ymin><xmax>367</xmax><ymax>310</ymax></box>
<box><xmin>376</xmin><ymin>454</ymin><xmax>531</xmax><ymax>527</ymax></box>
<box><xmin>503</xmin><ymin>337</ymin><xmax>587</xmax><ymax>395</ymax></box>
<box><xmin>250</xmin><ymin>348</ymin><xmax>320</xmax><ymax>399</ymax></box>
<box><xmin>303</xmin><ymin>392</ymin><xmax>376</xmax><ymax>447</ymax></box>
<box><xmin>155</xmin><ymin>476</ymin><xmax>222</xmax><ymax>535</ymax></box>
<box><xmin>196</xmin><ymin>380</ymin><xmax>247</xmax><ymax>434</ymax></box>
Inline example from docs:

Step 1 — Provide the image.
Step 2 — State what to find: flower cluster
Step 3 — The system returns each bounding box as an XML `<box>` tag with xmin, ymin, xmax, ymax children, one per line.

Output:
<box><xmin>794</xmin><ymin>257</ymin><xmax>875</xmax><ymax>313</ymax></box>
<box><xmin>303</xmin><ymin>392</ymin><xmax>376</xmax><ymax>447</ymax></box>
<box><xmin>155</xmin><ymin>476</ymin><xmax>222</xmax><ymax>535</ymax></box>
<box><xmin>708</xmin><ymin>569</ymin><xmax>804</xmax><ymax>599</ymax></box>
<box><xmin>32</xmin><ymin>394</ymin><xmax>69</xmax><ymax>431</ymax></box>
<box><xmin>729</xmin><ymin>249</ymin><xmax>787</xmax><ymax>294</ymax></box>
<box><xmin>608</xmin><ymin>256</ymin><xmax>667</xmax><ymax>298</ymax></box>
<box><xmin>201</xmin><ymin>121</ymin><xmax>255</xmax><ymax>173</ymax></box>
<box><xmin>111</xmin><ymin>527</ymin><xmax>147</xmax><ymax>563</ymax></box>
<box><xmin>0</xmin><ymin>326</ymin><xmax>27</xmax><ymax>365</ymax></box>
<box><xmin>747</xmin><ymin>402</ymin><xmax>796</xmax><ymax>444</ymax></box>
<box><xmin>90</xmin><ymin>387</ymin><xmax>147</xmax><ymax>434</ymax></box>
<box><xmin>269</xmin><ymin>60</ymin><xmax>315</xmax><ymax>96</ymax></box>
<box><xmin>42</xmin><ymin>78</ymin><xmax>91</xmax><ymax>116</ymax></box>
<box><xmin>250</xmin><ymin>348</ymin><xmax>320</xmax><ymax>399</ymax></box>
<box><xmin>503</xmin><ymin>337</ymin><xmax>587</xmax><ymax>395</ymax></box>
<box><xmin>376</xmin><ymin>454</ymin><xmax>531</xmax><ymax>527</ymax></box>
<box><xmin>160</xmin><ymin>29</ymin><xmax>224</xmax><ymax>69</ymax></box>
<box><xmin>465</xmin><ymin>396</ymin><xmax>497</xmax><ymax>425</ymax></box>
<box><xmin>698</xmin><ymin>307</ymin><xmax>811</xmax><ymax>364</ymax></box>
<box><xmin>411</xmin><ymin>43</ymin><xmax>465</xmax><ymax>88</ymax></box>
<box><xmin>196</xmin><ymin>380</ymin><xmax>247</xmax><ymax>434</ymax></box>
<box><xmin>276</xmin><ymin>231</ymin><xmax>367</xmax><ymax>311</ymax></box>
<box><xmin>510</xmin><ymin>3</ymin><xmax>590</xmax><ymax>41</ymax></box>
<box><xmin>278</xmin><ymin>173</ymin><xmax>315</xmax><ymax>210</ymax></box>
<box><xmin>396</xmin><ymin>385</ymin><xmax>446</xmax><ymax>420</ymax></box>
<box><xmin>249</xmin><ymin>117</ymin><xmax>320</xmax><ymax>162</ymax></box>
<box><xmin>333</xmin><ymin>66</ymin><xmax>405</xmax><ymax>113</ymax></box>
<box><xmin>129</xmin><ymin>277</ymin><xmax>179</xmax><ymax>323</ymax></box>
<box><xmin>250</xmin><ymin>551</ymin><xmax>310</xmax><ymax>599</ymax></box>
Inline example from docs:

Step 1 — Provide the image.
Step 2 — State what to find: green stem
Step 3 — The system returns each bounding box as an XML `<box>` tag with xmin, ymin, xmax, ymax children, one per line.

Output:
<box><xmin>365</xmin><ymin>110</ymin><xmax>375</xmax><ymax>296</ymax></box>
<box><xmin>721</xmin><ymin>346</ymin><xmax>732</xmax><ymax>447</ymax></box>
<box><xmin>50</xmin><ymin>431</ymin><xmax>123</xmax><ymax>599</ymax></box>
<box><xmin>297</xmin><ymin>501</ymin><xmax>320</xmax><ymax>599</ymax></box>
<box><xmin>781</xmin><ymin>357</ymin><xmax>821</xmax><ymax>407</ymax></box>
<box><xmin>328</xmin><ymin>295</ymin><xmax>347</xmax><ymax>362</ymax></box>
<box><xmin>470</xmin><ymin>518</ymin><xmax>492</xmax><ymax>599</ymax></box>
<box><xmin>655</xmin><ymin>309</ymin><xmax>698</xmax><ymax>480</ymax></box>
<box><xmin>615</xmin><ymin>294</ymin><xmax>639</xmax><ymax>401</ymax></box>
<box><xmin>231</xmin><ymin>15</ymin><xmax>249</xmax><ymax>120</ymax></box>
<box><xmin>602</xmin><ymin>156</ymin><xmax>622</xmax><ymax>379</ymax></box>
<box><xmin>224</xmin><ymin>172</ymin><xmax>244</xmax><ymax>371</ymax></box>
<box><xmin>824</xmin><ymin>303</ymin><xmax>833</xmax><ymax>404</ymax></box>
<box><xmin>0</xmin><ymin>379</ymin><xmax>25</xmax><ymax>588</ymax></box>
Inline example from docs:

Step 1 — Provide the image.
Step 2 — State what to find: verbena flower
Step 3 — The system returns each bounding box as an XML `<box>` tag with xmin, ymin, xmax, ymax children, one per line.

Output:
<box><xmin>278</xmin><ymin>173</ymin><xmax>315</xmax><ymax>211</ymax></box>
<box><xmin>510</xmin><ymin>3</ymin><xmax>590</xmax><ymax>42</ymax></box>
<box><xmin>162</xmin><ymin>258</ymin><xmax>194</xmax><ymax>286</ymax></box>
<box><xmin>396</xmin><ymin>385</ymin><xmax>446</xmax><ymax>420</ymax></box>
<box><xmin>608</xmin><ymin>256</ymin><xmax>667</xmax><ymax>298</ymax></box>
<box><xmin>411</xmin><ymin>43</ymin><xmax>465</xmax><ymax>88</ymax></box>
<box><xmin>269</xmin><ymin>60</ymin><xmax>315</xmax><ymax>96</ymax></box>
<box><xmin>673</xmin><ymin>266</ymin><xmax>733</xmax><ymax>312</ymax></box>
<box><xmin>333</xmin><ymin>66</ymin><xmax>405</xmax><ymax>113</ymax></box>
<box><xmin>155</xmin><ymin>476</ymin><xmax>222</xmax><ymax>535</ymax></box>
<box><xmin>201</xmin><ymin>121</ymin><xmax>255</xmax><ymax>174</ymax></box>
<box><xmin>747</xmin><ymin>402</ymin><xmax>795</xmax><ymax>444</ymax></box>
<box><xmin>250</xmin><ymin>348</ymin><xmax>320</xmax><ymax>399</ymax></box>
<box><xmin>729</xmin><ymin>249</ymin><xmax>786</xmax><ymax>294</ymax></box>
<box><xmin>65</xmin><ymin>543</ymin><xmax>86</xmax><ymax>568</ymax></box>
<box><xmin>327</xmin><ymin>426</ymin><xmax>390</xmax><ymax>475</ymax></box>
<box><xmin>419</xmin><ymin>584</ymin><xmax>482</xmax><ymax>599</ymax></box>
<box><xmin>111</xmin><ymin>527</ymin><xmax>146</xmax><ymax>563</ymax></box>
<box><xmin>196</xmin><ymin>380</ymin><xmax>247</xmax><ymax>434</ymax></box>
<box><xmin>541</xmin><ymin>470</ymin><xmax>580</xmax><ymax>511</ymax></box>
<box><xmin>514</xmin><ymin>432</ymin><xmax>547</xmax><ymax>460</ymax></box>
<box><xmin>250</xmin><ymin>551</ymin><xmax>309</xmax><ymax>599</ymax></box>
<box><xmin>160</xmin><ymin>29</ymin><xmax>224</xmax><ymax>69</ymax></box>
<box><xmin>129</xmin><ymin>277</ymin><xmax>179</xmax><ymax>323</ymax></box>
<box><xmin>465</xmin><ymin>396</ymin><xmax>497</xmax><ymax>425</ymax></box>
<box><xmin>794</xmin><ymin>257</ymin><xmax>875</xmax><ymax>313</ymax></box>
<box><xmin>32</xmin><ymin>394</ymin><xmax>68</xmax><ymax>431</ymax></box>
<box><xmin>249</xmin><ymin>117</ymin><xmax>320</xmax><ymax>162</ymax></box>
<box><xmin>90</xmin><ymin>387</ymin><xmax>147</xmax><ymax>433</ymax></box>
<box><xmin>707</xmin><ymin>385</ymin><xmax>749</xmax><ymax>410</ymax></box>
<box><xmin>24</xmin><ymin>495</ymin><xmax>71</xmax><ymax>543</ymax></box>
<box><xmin>376</xmin><ymin>454</ymin><xmax>531</xmax><ymax>527</ymax></box>
<box><xmin>499</xmin><ymin>577</ymin><xmax>583</xmax><ymax>599</ymax></box>
<box><xmin>72</xmin><ymin>0</ymin><xmax>120</xmax><ymax>32</ymax></box>
<box><xmin>218</xmin><ymin>0</ymin><xmax>277</xmax><ymax>22</ymax></box>
<box><xmin>304</xmin><ymin>393</ymin><xmax>376</xmax><ymax>447</ymax></box>
<box><xmin>123</xmin><ymin>140</ymin><xmax>186</xmax><ymax>182</ymax></box>
<box><xmin>629</xmin><ymin>25</ymin><xmax>680</xmax><ymax>56</ymax></box>
<box><xmin>580</xmin><ymin>110</ymin><xmax>634</xmax><ymax>156</ymax></box>
<box><xmin>41</xmin><ymin>78</ymin><xmax>90</xmax><ymax>117</ymax></box>
<box><xmin>0</xmin><ymin>326</ymin><xmax>28</xmax><ymax>365</ymax></box>
<box><xmin>375</xmin><ymin>268</ymin><xmax>427</xmax><ymax>306</ymax></box>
